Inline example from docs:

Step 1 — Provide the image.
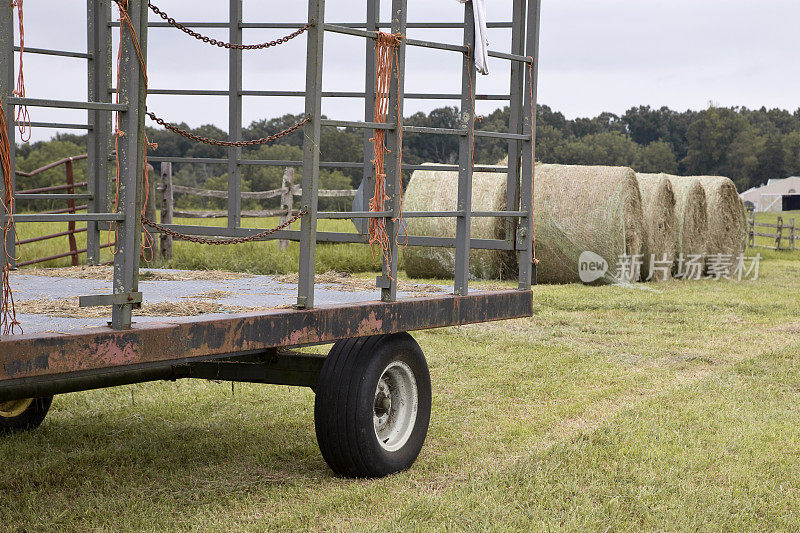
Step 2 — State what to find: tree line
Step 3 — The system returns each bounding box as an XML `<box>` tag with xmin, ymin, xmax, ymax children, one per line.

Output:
<box><xmin>13</xmin><ymin>103</ymin><xmax>800</xmax><ymax>211</ymax></box>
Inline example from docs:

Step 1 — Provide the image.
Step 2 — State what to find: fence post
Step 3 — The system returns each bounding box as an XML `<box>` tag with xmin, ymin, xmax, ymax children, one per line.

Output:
<box><xmin>65</xmin><ymin>159</ymin><xmax>79</xmax><ymax>266</ymax></box>
<box><xmin>748</xmin><ymin>216</ymin><xmax>755</xmax><ymax>248</ymax></box>
<box><xmin>776</xmin><ymin>216</ymin><xmax>783</xmax><ymax>250</ymax></box>
<box><xmin>278</xmin><ymin>167</ymin><xmax>294</xmax><ymax>250</ymax></box>
<box><xmin>791</xmin><ymin>218</ymin><xmax>796</xmax><ymax>251</ymax></box>
<box><xmin>144</xmin><ymin>164</ymin><xmax>157</xmax><ymax>224</ymax></box>
<box><xmin>160</xmin><ymin>162</ymin><xmax>173</xmax><ymax>260</ymax></box>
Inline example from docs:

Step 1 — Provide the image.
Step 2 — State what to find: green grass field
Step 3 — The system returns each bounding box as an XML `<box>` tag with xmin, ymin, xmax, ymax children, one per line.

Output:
<box><xmin>2</xmin><ymin>220</ymin><xmax>800</xmax><ymax>530</ymax></box>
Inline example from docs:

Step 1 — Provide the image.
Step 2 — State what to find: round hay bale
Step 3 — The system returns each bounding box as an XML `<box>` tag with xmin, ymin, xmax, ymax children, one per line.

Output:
<box><xmin>534</xmin><ymin>164</ymin><xmax>644</xmax><ymax>284</ymax></box>
<box><xmin>635</xmin><ymin>173</ymin><xmax>677</xmax><ymax>281</ymax></box>
<box><xmin>402</xmin><ymin>166</ymin><xmax>514</xmax><ymax>280</ymax></box>
<box><xmin>695</xmin><ymin>175</ymin><xmax>747</xmax><ymax>260</ymax></box>
<box><xmin>664</xmin><ymin>176</ymin><xmax>708</xmax><ymax>269</ymax></box>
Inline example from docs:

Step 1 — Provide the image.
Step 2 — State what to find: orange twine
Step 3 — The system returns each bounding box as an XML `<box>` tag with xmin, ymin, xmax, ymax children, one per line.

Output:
<box><xmin>369</xmin><ymin>32</ymin><xmax>405</xmax><ymax>272</ymax></box>
<box><xmin>11</xmin><ymin>0</ymin><xmax>30</xmax><ymax>142</ymax></box>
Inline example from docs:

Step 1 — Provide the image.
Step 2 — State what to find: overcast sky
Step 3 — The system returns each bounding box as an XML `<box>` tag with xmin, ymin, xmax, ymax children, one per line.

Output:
<box><xmin>10</xmin><ymin>0</ymin><xmax>800</xmax><ymax>143</ymax></box>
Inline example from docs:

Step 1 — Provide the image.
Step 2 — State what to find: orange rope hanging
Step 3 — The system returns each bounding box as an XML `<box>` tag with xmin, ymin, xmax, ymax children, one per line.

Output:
<box><xmin>369</xmin><ymin>32</ymin><xmax>404</xmax><ymax>271</ymax></box>
<box><xmin>11</xmin><ymin>0</ymin><xmax>30</xmax><ymax>142</ymax></box>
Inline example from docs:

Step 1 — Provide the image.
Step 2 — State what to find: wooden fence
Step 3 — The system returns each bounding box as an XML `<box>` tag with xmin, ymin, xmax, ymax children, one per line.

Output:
<box><xmin>10</xmin><ymin>158</ymin><xmax>355</xmax><ymax>266</ymax></box>
<box><xmin>748</xmin><ymin>216</ymin><xmax>797</xmax><ymax>251</ymax></box>
<box><xmin>158</xmin><ymin>164</ymin><xmax>357</xmax><ymax>258</ymax></box>
<box><xmin>14</xmin><ymin>155</ymin><xmax>115</xmax><ymax>267</ymax></box>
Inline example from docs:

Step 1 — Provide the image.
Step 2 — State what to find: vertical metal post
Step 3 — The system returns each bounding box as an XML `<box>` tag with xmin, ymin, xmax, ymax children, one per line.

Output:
<box><xmin>361</xmin><ymin>0</ymin><xmax>379</xmax><ymax>239</ymax></box>
<box><xmin>111</xmin><ymin>0</ymin><xmax>148</xmax><ymax>329</ymax></box>
<box><xmin>1</xmin><ymin>5</ymin><xmax>16</xmax><ymax>271</ymax></box>
<box><xmin>227</xmin><ymin>0</ymin><xmax>243</xmax><ymax>229</ymax></box>
<box><xmin>87</xmin><ymin>0</ymin><xmax>112</xmax><ymax>265</ymax></box>
<box><xmin>518</xmin><ymin>0</ymin><xmax>541</xmax><ymax>290</ymax></box>
<box><xmin>379</xmin><ymin>0</ymin><xmax>406</xmax><ymax>302</ymax></box>
<box><xmin>297</xmin><ymin>0</ymin><xmax>325</xmax><ymax>309</ymax></box>
<box><xmin>506</xmin><ymin>0</ymin><xmax>525</xmax><ymax>250</ymax></box>
<box><xmin>454</xmin><ymin>2</ymin><xmax>476</xmax><ymax>296</ymax></box>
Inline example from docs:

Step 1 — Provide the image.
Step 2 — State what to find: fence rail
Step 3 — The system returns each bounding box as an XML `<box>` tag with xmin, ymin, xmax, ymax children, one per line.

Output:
<box><xmin>171</xmin><ymin>184</ymin><xmax>356</xmax><ymax>200</ymax></box>
<box><xmin>157</xmin><ymin>164</ymin><xmax>356</xmax><ymax>257</ymax></box>
<box><xmin>11</xmin><ymin>155</ymin><xmax>117</xmax><ymax>267</ymax></box>
<box><xmin>163</xmin><ymin>164</ymin><xmax>356</xmax><ymax>217</ymax></box>
<box><xmin>748</xmin><ymin>216</ymin><xmax>797</xmax><ymax>250</ymax></box>
<box><xmin>14</xmin><ymin>156</ymin><xmax>88</xmax><ymax>266</ymax></box>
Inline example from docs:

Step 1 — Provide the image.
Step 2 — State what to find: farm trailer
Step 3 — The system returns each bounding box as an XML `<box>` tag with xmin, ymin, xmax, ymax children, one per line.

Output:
<box><xmin>0</xmin><ymin>0</ymin><xmax>540</xmax><ymax>478</ymax></box>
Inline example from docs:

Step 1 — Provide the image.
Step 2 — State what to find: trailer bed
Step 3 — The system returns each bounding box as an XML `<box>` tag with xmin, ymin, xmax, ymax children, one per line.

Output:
<box><xmin>0</xmin><ymin>269</ymin><xmax>532</xmax><ymax>400</ymax></box>
<box><xmin>8</xmin><ymin>269</ymin><xmax>452</xmax><ymax>334</ymax></box>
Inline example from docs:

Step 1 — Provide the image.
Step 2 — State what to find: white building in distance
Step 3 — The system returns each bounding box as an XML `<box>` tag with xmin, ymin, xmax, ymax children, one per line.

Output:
<box><xmin>740</xmin><ymin>176</ymin><xmax>800</xmax><ymax>212</ymax></box>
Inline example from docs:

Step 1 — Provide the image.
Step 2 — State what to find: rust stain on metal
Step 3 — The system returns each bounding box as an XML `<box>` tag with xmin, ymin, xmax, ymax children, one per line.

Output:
<box><xmin>356</xmin><ymin>310</ymin><xmax>384</xmax><ymax>336</ymax></box>
<box><xmin>284</xmin><ymin>325</ymin><xmax>320</xmax><ymax>346</ymax></box>
<box><xmin>94</xmin><ymin>336</ymin><xmax>139</xmax><ymax>367</ymax></box>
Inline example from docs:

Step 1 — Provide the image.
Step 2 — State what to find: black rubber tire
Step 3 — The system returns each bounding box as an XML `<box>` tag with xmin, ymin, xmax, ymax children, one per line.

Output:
<box><xmin>0</xmin><ymin>397</ymin><xmax>53</xmax><ymax>435</ymax></box>
<box><xmin>314</xmin><ymin>333</ymin><xmax>432</xmax><ymax>478</ymax></box>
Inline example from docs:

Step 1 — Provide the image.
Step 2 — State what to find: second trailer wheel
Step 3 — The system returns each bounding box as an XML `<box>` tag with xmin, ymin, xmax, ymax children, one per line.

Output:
<box><xmin>0</xmin><ymin>397</ymin><xmax>53</xmax><ymax>435</ymax></box>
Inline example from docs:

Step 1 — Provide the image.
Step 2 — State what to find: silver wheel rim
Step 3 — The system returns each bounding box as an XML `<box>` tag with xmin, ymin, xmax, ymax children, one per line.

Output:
<box><xmin>373</xmin><ymin>361</ymin><xmax>418</xmax><ymax>452</ymax></box>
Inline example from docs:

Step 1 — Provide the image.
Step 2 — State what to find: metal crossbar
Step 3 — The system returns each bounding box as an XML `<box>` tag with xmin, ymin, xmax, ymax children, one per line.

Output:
<box><xmin>0</xmin><ymin>0</ymin><xmax>539</xmax><ymax>329</ymax></box>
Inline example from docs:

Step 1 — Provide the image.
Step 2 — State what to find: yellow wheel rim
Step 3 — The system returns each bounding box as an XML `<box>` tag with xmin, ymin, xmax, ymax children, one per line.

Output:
<box><xmin>0</xmin><ymin>399</ymin><xmax>34</xmax><ymax>418</ymax></box>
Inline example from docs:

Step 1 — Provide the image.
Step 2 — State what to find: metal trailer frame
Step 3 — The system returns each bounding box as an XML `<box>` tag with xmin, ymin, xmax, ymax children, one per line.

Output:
<box><xmin>0</xmin><ymin>0</ymin><xmax>540</xmax><ymax>473</ymax></box>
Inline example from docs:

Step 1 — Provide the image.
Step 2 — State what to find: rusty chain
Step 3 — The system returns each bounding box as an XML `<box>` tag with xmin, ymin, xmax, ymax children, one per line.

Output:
<box><xmin>141</xmin><ymin>210</ymin><xmax>306</xmax><ymax>246</ymax></box>
<box><xmin>147</xmin><ymin>112</ymin><xmax>310</xmax><ymax>147</ymax></box>
<box><xmin>148</xmin><ymin>3</ymin><xmax>311</xmax><ymax>50</ymax></box>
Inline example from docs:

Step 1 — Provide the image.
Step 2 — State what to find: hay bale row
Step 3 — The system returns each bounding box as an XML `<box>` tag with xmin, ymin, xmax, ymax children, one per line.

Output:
<box><xmin>403</xmin><ymin>164</ymin><xmax>644</xmax><ymax>284</ymax></box>
<box><xmin>640</xmin><ymin>173</ymin><xmax>746</xmax><ymax>271</ymax></box>
<box><xmin>401</xmin><ymin>164</ymin><xmax>746</xmax><ymax>284</ymax></box>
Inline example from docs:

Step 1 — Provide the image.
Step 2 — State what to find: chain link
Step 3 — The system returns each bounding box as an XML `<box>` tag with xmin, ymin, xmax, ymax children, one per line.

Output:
<box><xmin>148</xmin><ymin>3</ymin><xmax>311</xmax><ymax>50</ymax></box>
<box><xmin>147</xmin><ymin>112</ymin><xmax>310</xmax><ymax>147</ymax></box>
<box><xmin>141</xmin><ymin>210</ymin><xmax>307</xmax><ymax>246</ymax></box>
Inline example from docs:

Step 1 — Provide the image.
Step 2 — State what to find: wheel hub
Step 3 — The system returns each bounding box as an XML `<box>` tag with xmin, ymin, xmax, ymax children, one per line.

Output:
<box><xmin>0</xmin><ymin>399</ymin><xmax>33</xmax><ymax>418</ymax></box>
<box><xmin>373</xmin><ymin>361</ymin><xmax>419</xmax><ymax>452</ymax></box>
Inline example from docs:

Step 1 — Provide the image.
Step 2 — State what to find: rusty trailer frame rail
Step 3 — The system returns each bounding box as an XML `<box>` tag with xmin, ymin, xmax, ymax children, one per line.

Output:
<box><xmin>0</xmin><ymin>291</ymin><xmax>532</xmax><ymax>401</ymax></box>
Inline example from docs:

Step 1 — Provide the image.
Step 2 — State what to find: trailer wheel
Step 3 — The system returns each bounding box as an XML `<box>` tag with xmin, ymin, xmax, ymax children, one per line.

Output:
<box><xmin>315</xmin><ymin>333</ymin><xmax>431</xmax><ymax>478</ymax></box>
<box><xmin>0</xmin><ymin>397</ymin><xmax>53</xmax><ymax>435</ymax></box>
